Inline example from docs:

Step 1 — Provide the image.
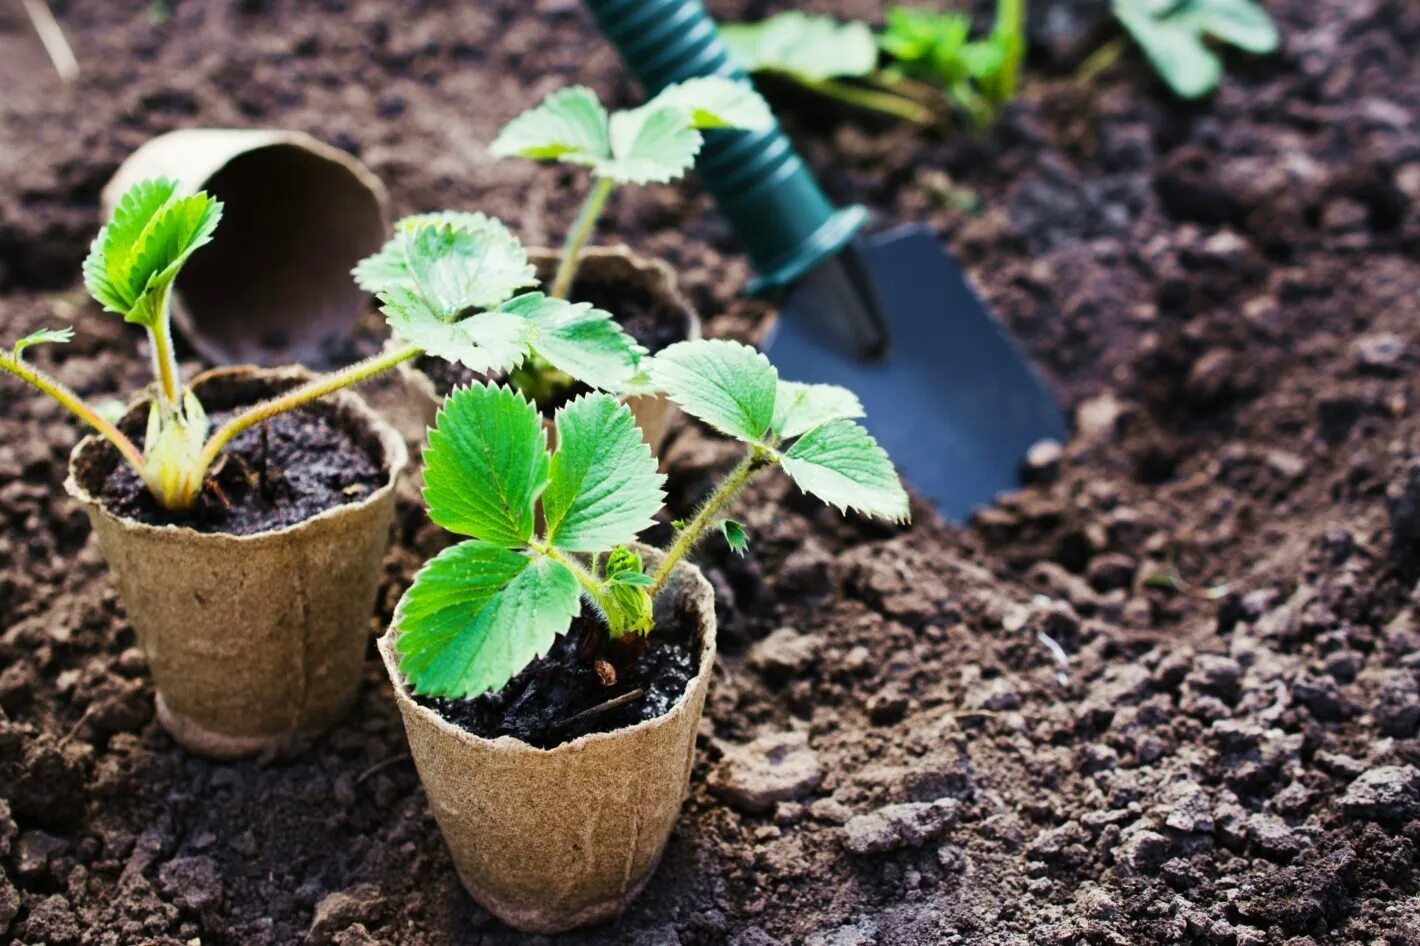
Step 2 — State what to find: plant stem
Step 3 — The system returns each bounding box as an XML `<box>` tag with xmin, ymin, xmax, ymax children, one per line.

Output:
<box><xmin>0</xmin><ymin>351</ymin><xmax>145</xmax><ymax>474</ymax></box>
<box><xmin>1074</xmin><ymin>36</ymin><xmax>1129</xmax><ymax>86</ymax></box>
<box><xmin>144</xmin><ymin>286</ymin><xmax>183</xmax><ymax>409</ymax></box>
<box><xmin>786</xmin><ymin>72</ymin><xmax>938</xmax><ymax>126</ymax></box>
<box><xmin>197</xmin><ymin>342</ymin><xmax>421</xmax><ymax>474</ymax></box>
<box><xmin>551</xmin><ymin>176</ymin><xmax>616</xmax><ymax>300</ymax></box>
<box><xmin>650</xmin><ymin>446</ymin><xmax>773</xmax><ymax>595</ymax></box>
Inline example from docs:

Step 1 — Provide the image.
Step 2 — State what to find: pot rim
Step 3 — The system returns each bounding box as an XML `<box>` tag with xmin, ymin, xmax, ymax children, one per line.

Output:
<box><xmin>379</xmin><ymin>544</ymin><xmax>716</xmax><ymax>757</ymax></box>
<box><xmin>63</xmin><ymin>364</ymin><xmax>408</xmax><ymax>546</ymax></box>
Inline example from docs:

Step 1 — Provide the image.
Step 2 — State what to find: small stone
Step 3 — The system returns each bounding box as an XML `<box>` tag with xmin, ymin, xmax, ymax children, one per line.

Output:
<box><xmin>710</xmin><ymin>731</ymin><xmax>822</xmax><ymax>814</ymax></box>
<box><xmin>16</xmin><ymin>831</ymin><xmax>67</xmax><ymax>878</ymax></box>
<box><xmin>1373</xmin><ymin>671</ymin><xmax>1420</xmax><ymax>736</ymax></box>
<box><xmin>1077</xmin><ymin>393</ymin><xmax>1127</xmax><ymax>441</ymax></box>
<box><xmin>1160</xmin><ymin>783</ymin><xmax>1214</xmax><ymax>834</ymax></box>
<box><xmin>936</xmin><ymin>844</ymin><xmax>966</xmax><ymax>871</ymax></box>
<box><xmin>1246</xmin><ymin>813</ymin><xmax>1301</xmax><ymax>858</ymax></box>
<box><xmin>1022</xmin><ymin>439</ymin><xmax>1063</xmax><ymax>483</ymax></box>
<box><xmin>1115</xmin><ymin>827</ymin><xmax>1169</xmax><ymax>871</ymax></box>
<box><xmin>1075</xmin><ymin>884</ymin><xmax>1117</xmax><ymax>920</ymax></box>
<box><xmin>866</xmin><ymin>688</ymin><xmax>910</xmax><ymax>725</ymax></box>
<box><xmin>1339</xmin><ymin>766</ymin><xmax>1420</xmax><ymax>821</ymax></box>
<box><xmin>842</xmin><ymin>799</ymin><xmax>959</xmax><ymax>855</ymax></box>
<box><xmin>159</xmin><ymin>855</ymin><xmax>223</xmax><ymax>913</ymax></box>
<box><xmin>308</xmin><ymin>883</ymin><xmax>384</xmax><ymax>943</ymax></box>
<box><xmin>1264</xmin><ymin>450</ymin><xmax>1306</xmax><ymax>480</ymax></box>
<box><xmin>1086</xmin><ymin>553</ymin><xmax>1136</xmax><ymax>592</ymax></box>
<box><xmin>1291</xmin><ymin>673</ymin><xmax>1345</xmax><ymax>721</ymax></box>
<box><xmin>747</xmin><ymin>628</ymin><xmax>817</xmax><ymax>681</ymax></box>
<box><xmin>1351</xmin><ymin>333</ymin><xmax>1408</xmax><ymax>374</ymax></box>
<box><xmin>1186</xmin><ymin>655</ymin><xmax>1243</xmax><ymax>702</ymax></box>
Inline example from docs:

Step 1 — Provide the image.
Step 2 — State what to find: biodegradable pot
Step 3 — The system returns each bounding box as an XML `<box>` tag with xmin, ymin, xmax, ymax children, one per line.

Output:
<box><xmin>64</xmin><ymin>366</ymin><xmax>407</xmax><ymax>759</ymax></box>
<box><xmin>391</xmin><ymin>244</ymin><xmax>701</xmax><ymax>457</ymax></box>
<box><xmin>104</xmin><ymin>129</ymin><xmax>390</xmax><ymax>368</ymax></box>
<box><xmin>379</xmin><ymin>548</ymin><xmax>716</xmax><ymax>934</ymax></box>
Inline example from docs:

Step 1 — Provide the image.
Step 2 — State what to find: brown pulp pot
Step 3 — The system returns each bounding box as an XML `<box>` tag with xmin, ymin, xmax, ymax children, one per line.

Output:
<box><xmin>389</xmin><ymin>244</ymin><xmax>701</xmax><ymax>457</ymax></box>
<box><xmin>379</xmin><ymin>548</ymin><xmax>717</xmax><ymax>934</ymax></box>
<box><xmin>64</xmin><ymin>366</ymin><xmax>407</xmax><ymax>759</ymax></box>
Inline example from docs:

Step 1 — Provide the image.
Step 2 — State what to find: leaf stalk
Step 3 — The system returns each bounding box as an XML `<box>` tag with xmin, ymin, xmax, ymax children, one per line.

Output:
<box><xmin>0</xmin><ymin>350</ymin><xmax>146</xmax><ymax>474</ymax></box>
<box><xmin>551</xmin><ymin>176</ymin><xmax>616</xmax><ymax>299</ymax></box>
<box><xmin>650</xmin><ymin>444</ymin><xmax>775</xmax><ymax>595</ymax></box>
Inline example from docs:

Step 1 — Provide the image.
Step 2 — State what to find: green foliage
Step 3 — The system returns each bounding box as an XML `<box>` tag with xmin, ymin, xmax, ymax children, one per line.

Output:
<box><xmin>781</xmin><ymin>418</ymin><xmax>910</xmax><ymax>522</ymax></box>
<box><xmin>721</xmin><ymin>11</ymin><xmax>878</xmax><ymax>81</ymax></box>
<box><xmin>490</xmin><ymin>78</ymin><xmax>773</xmax><ymax>185</ymax></box>
<box><xmin>1113</xmin><ymin>0</ymin><xmax>1279</xmax><ymax>99</ymax></box>
<box><xmin>396</xmin><ymin>341</ymin><xmax>908</xmax><ymax>703</ymax></box>
<box><xmin>720</xmin><ymin>519</ymin><xmax>749</xmax><ymax>555</ymax></box>
<box><xmin>11</xmin><ymin>327</ymin><xmax>73</xmax><ymax>361</ymax></box>
<box><xmin>398</xmin><ymin>384</ymin><xmax>665</xmax><ymax>698</ymax></box>
<box><xmin>82</xmin><ymin>178</ymin><xmax>222</xmax><ymax>327</ymax></box>
<box><xmin>880</xmin><ymin>0</ymin><xmax>1025</xmax><ymax>126</ymax></box>
<box><xmin>354</xmin><ymin>214</ymin><xmax>645</xmax><ymax>390</ymax></box>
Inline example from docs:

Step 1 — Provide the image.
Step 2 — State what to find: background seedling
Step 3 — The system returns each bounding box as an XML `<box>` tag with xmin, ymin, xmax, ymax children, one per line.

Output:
<box><xmin>489</xmin><ymin>77</ymin><xmax>773</xmax><ymax>300</ymax></box>
<box><xmin>396</xmin><ymin>338</ymin><xmax>909</xmax><ymax>700</ymax></box>
<box><xmin>1080</xmin><ymin>0</ymin><xmax>1280</xmax><ymax>99</ymax></box>
<box><xmin>0</xmin><ymin>181</ymin><xmax>643</xmax><ymax>513</ymax></box>
<box><xmin>722</xmin><ymin>1</ymin><xmax>1025</xmax><ymax>130</ymax></box>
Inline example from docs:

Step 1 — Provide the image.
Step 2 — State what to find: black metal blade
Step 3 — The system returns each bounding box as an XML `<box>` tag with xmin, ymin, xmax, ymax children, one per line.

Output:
<box><xmin>764</xmin><ymin>224</ymin><xmax>1068</xmax><ymax>521</ymax></box>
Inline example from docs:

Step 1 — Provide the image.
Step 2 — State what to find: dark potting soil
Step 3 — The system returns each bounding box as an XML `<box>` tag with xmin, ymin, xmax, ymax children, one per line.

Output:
<box><xmin>97</xmin><ymin>407</ymin><xmax>384</xmax><ymax>536</ymax></box>
<box><xmin>416</xmin><ymin>268</ymin><xmax>689</xmax><ymax>409</ymax></box>
<box><xmin>416</xmin><ymin>609</ymin><xmax>699</xmax><ymax>749</ymax></box>
<box><xmin>2</xmin><ymin>1</ymin><xmax>1419</xmax><ymax>944</ymax></box>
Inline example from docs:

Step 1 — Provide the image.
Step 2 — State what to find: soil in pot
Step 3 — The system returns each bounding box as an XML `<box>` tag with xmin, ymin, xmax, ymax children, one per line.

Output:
<box><xmin>415</xmin><ymin>608</ymin><xmax>700</xmax><ymax>749</ymax></box>
<box><xmin>98</xmin><ymin>406</ymin><xmax>384</xmax><ymax>536</ymax></box>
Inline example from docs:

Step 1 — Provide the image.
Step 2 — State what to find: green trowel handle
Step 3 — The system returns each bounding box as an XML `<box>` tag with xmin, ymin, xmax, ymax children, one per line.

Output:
<box><xmin>582</xmin><ymin>0</ymin><xmax>867</xmax><ymax>295</ymax></box>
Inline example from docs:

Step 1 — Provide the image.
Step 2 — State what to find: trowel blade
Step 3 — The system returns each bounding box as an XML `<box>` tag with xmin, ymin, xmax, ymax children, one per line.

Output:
<box><xmin>763</xmin><ymin>224</ymin><xmax>1068</xmax><ymax>521</ymax></box>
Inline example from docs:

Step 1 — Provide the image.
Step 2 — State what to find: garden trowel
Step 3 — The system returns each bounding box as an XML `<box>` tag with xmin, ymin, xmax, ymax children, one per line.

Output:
<box><xmin>583</xmin><ymin>0</ymin><xmax>1068</xmax><ymax>520</ymax></box>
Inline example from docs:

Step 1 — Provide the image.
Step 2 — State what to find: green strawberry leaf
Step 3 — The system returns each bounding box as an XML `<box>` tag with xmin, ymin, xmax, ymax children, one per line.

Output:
<box><xmin>11</xmin><ymin>327</ymin><xmax>73</xmax><ymax>361</ymax></box>
<box><xmin>354</xmin><ymin>212</ymin><xmax>535</xmax><ymax>316</ymax></box>
<box><xmin>498</xmin><ymin>293</ymin><xmax>648</xmax><ymax>393</ymax></box>
<box><xmin>772</xmin><ymin>381</ymin><xmax>864</xmax><ymax>439</ymax></box>
<box><xmin>489</xmin><ymin>86</ymin><xmax>611</xmax><ymax>165</ymax></box>
<box><xmin>722</xmin><ymin>11</ymin><xmax>878</xmax><ymax>81</ymax></box>
<box><xmin>395</xmin><ymin>540</ymin><xmax>581</xmax><ymax>699</ymax></box>
<box><xmin>421</xmin><ymin>382</ymin><xmax>550</xmax><ymax>546</ymax></box>
<box><xmin>83</xmin><ymin>178</ymin><xmax>222</xmax><ymax>325</ymax></box>
<box><xmin>602</xmin><ymin>104</ymin><xmax>705</xmax><ymax>185</ymax></box>
<box><xmin>1188</xmin><ymin>0</ymin><xmax>1279</xmax><ymax>53</ymax></box>
<box><xmin>600</xmin><ymin>545</ymin><xmax>655</xmax><ymax>637</ymax></box>
<box><xmin>542</xmin><ymin>393</ymin><xmax>665</xmax><ymax>552</ymax></box>
<box><xmin>643</xmin><ymin>76</ymin><xmax>776</xmax><ymax>131</ymax></box>
<box><xmin>379</xmin><ymin>291</ymin><xmax>535</xmax><ymax>375</ymax></box>
<box><xmin>1114</xmin><ymin>0</ymin><xmax>1220</xmax><ymax>99</ymax></box>
<box><xmin>720</xmin><ymin>519</ymin><xmax>749</xmax><ymax>554</ymax></box>
<box><xmin>780</xmin><ymin>419</ymin><xmax>910</xmax><ymax>522</ymax></box>
<box><xmin>649</xmin><ymin>339</ymin><xmax>778</xmax><ymax>444</ymax></box>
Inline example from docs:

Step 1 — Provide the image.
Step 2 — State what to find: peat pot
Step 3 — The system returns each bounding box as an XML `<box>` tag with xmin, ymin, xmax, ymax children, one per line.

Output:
<box><xmin>65</xmin><ymin>366</ymin><xmax>407</xmax><ymax>759</ymax></box>
<box><xmin>388</xmin><ymin>244</ymin><xmax>700</xmax><ymax>455</ymax></box>
<box><xmin>379</xmin><ymin>547</ymin><xmax>716</xmax><ymax>934</ymax></box>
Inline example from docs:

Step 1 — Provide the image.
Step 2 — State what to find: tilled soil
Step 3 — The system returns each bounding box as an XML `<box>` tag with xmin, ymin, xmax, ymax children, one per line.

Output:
<box><xmin>1</xmin><ymin>1</ymin><xmax>1418</xmax><ymax>944</ymax></box>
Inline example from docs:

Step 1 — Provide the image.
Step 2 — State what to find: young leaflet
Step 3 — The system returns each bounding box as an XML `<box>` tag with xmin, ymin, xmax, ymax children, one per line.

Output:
<box><xmin>395</xmin><ymin>338</ymin><xmax>909</xmax><ymax>701</ymax></box>
<box><xmin>1109</xmin><ymin>0</ymin><xmax>1278</xmax><ymax>99</ymax></box>
<box><xmin>0</xmin><ymin>181</ymin><xmax>645</xmax><ymax>514</ymax></box>
<box><xmin>489</xmin><ymin>77</ymin><xmax>773</xmax><ymax>300</ymax></box>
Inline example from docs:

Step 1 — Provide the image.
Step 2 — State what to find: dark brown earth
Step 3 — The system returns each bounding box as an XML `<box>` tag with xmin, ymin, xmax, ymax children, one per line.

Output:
<box><xmin>418</xmin><ymin>597</ymin><xmax>700</xmax><ymax>750</ymax></box>
<box><xmin>99</xmin><ymin>405</ymin><xmax>384</xmax><ymax>536</ymax></box>
<box><xmin>2</xmin><ymin>1</ymin><xmax>1419</xmax><ymax>944</ymax></box>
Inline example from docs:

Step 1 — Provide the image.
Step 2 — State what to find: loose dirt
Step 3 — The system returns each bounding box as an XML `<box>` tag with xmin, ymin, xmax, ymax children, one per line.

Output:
<box><xmin>0</xmin><ymin>1</ymin><xmax>1417</xmax><ymax>944</ymax></box>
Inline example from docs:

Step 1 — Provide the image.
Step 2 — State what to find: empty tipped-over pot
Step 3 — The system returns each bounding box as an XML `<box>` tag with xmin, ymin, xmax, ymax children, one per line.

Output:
<box><xmin>65</xmin><ymin>366</ymin><xmax>406</xmax><ymax>758</ymax></box>
<box><xmin>103</xmin><ymin>129</ymin><xmax>389</xmax><ymax>368</ymax></box>
<box><xmin>379</xmin><ymin>546</ymin><xmax>716</xmax><ymax>933</ymax></box>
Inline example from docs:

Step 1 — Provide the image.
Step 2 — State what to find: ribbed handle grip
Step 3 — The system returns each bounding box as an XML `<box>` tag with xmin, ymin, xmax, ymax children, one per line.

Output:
<box><xmin>582</xmin><ymin>0</ymin><xmax>865</xmax><ymax>293</ymax></box>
